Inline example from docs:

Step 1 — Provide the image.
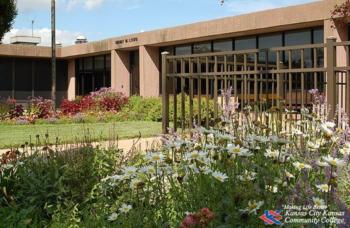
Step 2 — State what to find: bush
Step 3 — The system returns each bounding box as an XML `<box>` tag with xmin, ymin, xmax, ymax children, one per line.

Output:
<box><xmin>0</xmin><ymin>146</ymin><xmax>121</xmax><ymax>227</ymax></box>
<box><xmin>28</xmin><ymin>97</ymin><xmax>55</xmax><ymax>119</ymax></box>
<box><xmin>118</xmin><ymin>95</ymin><xmax>216</xmax><ymax>126</ymax></box>
<box><xmin>60</xmin><ymin>88</ymin><xmax>128</xmax><ymax>116</ymax></box>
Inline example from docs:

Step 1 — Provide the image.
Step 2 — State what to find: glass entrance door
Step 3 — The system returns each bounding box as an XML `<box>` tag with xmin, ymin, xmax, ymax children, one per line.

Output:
<box><xmin>130</xmin><ymin>51</ymin><xmax>140</xmax><ymax>95</ymax></box>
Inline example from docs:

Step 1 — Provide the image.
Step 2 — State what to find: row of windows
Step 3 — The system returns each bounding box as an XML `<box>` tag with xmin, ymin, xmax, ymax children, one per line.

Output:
<box><xmin>75</xmin><ymin>54</ymin><xmax>111</xmax><ymax>95</ymax></box>
<box><xmin>0</xmin><ymin>57</ymin><xmax>68</xmax><ymax>101</ymax></box>
<box><xmin>165</xmin><ymin>27</ymin><xmax>323</xmax><ymax>55</ymax></box>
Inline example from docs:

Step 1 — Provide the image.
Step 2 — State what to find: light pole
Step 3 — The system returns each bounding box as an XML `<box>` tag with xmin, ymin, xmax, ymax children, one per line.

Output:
<box><xmin>51</xmin><ymin>0</ymin><xmax>56</xmax><ymax>107</ymax></box>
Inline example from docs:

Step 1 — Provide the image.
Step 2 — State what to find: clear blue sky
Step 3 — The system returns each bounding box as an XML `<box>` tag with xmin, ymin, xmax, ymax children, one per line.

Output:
<box><xmin>3</xmin><ymin>0</ymin><xmax>317</xmax><ymax>46</ymax></box>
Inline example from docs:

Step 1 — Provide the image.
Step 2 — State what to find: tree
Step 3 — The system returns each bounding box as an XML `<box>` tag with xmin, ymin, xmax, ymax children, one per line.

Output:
<box><xmin>330</xmin><ymin>0</ymin><xmax>350</xmax><ymax>29</ymax></box>
<box><xmin>0</xmin><ymin>0</ymin><xmax>17</xmax><ymax>40</ymax></box>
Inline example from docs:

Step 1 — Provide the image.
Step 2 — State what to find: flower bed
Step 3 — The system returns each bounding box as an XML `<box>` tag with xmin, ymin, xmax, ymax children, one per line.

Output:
<box><xmin>1</xmin><ymin>90</ymin><xmax>349</xmax><ymax>227</ymax></box>
<box><xmin>0</xmin><ymin>88</ymin><xmax>128</xmax><ymax>124</ymax></box>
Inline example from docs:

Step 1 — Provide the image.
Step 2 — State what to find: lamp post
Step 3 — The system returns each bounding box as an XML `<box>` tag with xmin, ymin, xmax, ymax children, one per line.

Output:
<box><xmin>51</xmin><ymin>0</ymin><xmax>56</xmax><ymax>107</ymax></box>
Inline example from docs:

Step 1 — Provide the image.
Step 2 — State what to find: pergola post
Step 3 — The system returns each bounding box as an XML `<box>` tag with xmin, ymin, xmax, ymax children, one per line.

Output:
<box><xmin>326</xmin><ymin>37</ymin><xmax>336</xmax><ymax>119</ymax></box>
<box><xmin>161</xmin><ymin>51</ymin><xmax>169</xmax><ymax>134</ymax></box>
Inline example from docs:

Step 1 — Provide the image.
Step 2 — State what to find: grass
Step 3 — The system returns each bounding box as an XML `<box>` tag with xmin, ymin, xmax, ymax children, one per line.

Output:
<box><xmin>0</xmin><ymin>121</ymin><xmax>162</xmax><ymax>149</ymax></box>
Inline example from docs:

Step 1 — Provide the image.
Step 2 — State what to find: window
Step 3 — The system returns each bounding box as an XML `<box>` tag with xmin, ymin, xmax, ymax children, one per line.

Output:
<box><xmin>258</xmin><ymin>33</ymin><xmax>283</xmax><ymax>64</ymax></box>
<box><xmin>75</xmin><ymin>54</ymin><xmax>111</xmax><ymax>95</ymax></box>
<box><xmin>235</xmin><ymin>37</ymin><xmax>256</xmax><ymax>50</ymax></box>
<box><xmin>313</xmin><ymin>28</ymin><xmax>324</xmax><ymax>44</ymax></box>
<box><xmin>285</xmin><ymin>30</ymin><xmax>312</xmax><ymax>68</ymax></box>
<box><xmin>213</xmin><ymin>40</ymin><xmax>233</xmax><ymax>52</ymax></box>
<box><xmin>0</xmin><ymin>58</ymin><xmax>12</xmax><ymax>93</ymax></box>
<box><xmin>193</xmin><ymin>42</ymin><xmax>211</xmax><ymax>54</ymax></box>
<box><xmin>175</xmin><ymin>45</ymin><xmax>191</xmax><ymax>55</ymax></box>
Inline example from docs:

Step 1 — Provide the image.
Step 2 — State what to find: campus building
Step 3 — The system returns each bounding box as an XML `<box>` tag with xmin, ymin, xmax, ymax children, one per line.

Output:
<box><xmin>0</xmin><ymin>0</ymin><xmax>348</xmax><ymax>104</ymax></box>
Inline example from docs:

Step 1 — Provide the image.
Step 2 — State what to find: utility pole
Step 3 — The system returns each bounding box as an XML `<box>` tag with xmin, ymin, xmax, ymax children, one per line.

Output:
<box><xmin>31</xmin><ymin>20</ymin><xmax>34</xmax><ymax>36</ymax></box>
<box><xmin>51</xmin><ymin>0</ymin><xmax>56</xmax><ymax>107</ymax></box>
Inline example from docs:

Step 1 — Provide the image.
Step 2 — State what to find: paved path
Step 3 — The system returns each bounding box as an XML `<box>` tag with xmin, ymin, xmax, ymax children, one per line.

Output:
<box><xmin>0</xmin><ymin>137</ymin><xmax>162</xmax><ymax>155</ymax></box>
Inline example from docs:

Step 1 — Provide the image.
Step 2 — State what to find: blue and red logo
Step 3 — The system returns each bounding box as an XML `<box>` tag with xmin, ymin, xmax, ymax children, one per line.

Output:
<box><xmin>259</xmin><ymin>210</ymin><xmax>283</xmax><ymax>225</ymax></box>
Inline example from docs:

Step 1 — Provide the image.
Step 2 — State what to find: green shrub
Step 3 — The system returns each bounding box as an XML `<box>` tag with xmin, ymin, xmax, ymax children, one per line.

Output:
<box><xmin>0</xmin><ymin>147</ymin><xmax>121</xmax><ymax>227</ymax></box>
<box><xmin>118</xmin><ymin>95</ymin><xmax>217</xmax><ymax>126</ymax></box>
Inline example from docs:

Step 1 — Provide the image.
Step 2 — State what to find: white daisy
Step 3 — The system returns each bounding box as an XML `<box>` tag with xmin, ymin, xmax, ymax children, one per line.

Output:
<box><xmin>312</xmin><ymin>197</ymin><xmax>326</xmax><ymax>207</ymax></box>
<box><xmin>293</xmin><ymin>162</ymin><xmax>312</xmax><ymax>171</ymax></box>
<box><xmin>119</xmin><ymin>203</ymin><xmax>132</xmax><ymax>214</ymax></box>
<box><xmin>264</xmin><ymin>149</ymin><xmax>279</xmax><ymax>159</ymax></box>
<box><xmin>316</xmin><ymin>184</ymin><xmax>331</xmax><ymax>193</ymax></box>
<box><xmin>320</xmin><ymin>123</ymin><xmax>334</xmax><ymax>137</ymax></box>
<box><xmin>285</xmin><ymin>170</ymin><xmax>295</xmax><ymax>179</ymax></box>
<box><xmin>238</xmin><ymin>170</ymin><xmax>257</xmax><ymax>182</ymax></box>
<box><xmin>340</xmin><ymin>142</ymin><xmax>350</xmax><ymax>156</ymax></box>
<box><xmin>146</xmin><ymin>152</ymin><xmax>164</xmax><ymax>163</ymax></box>
<box><xmin>307</xmin><ymin>141</ymin><xmax>320</xmax><ymax>151</ymax></box>
<box><xmin>211</xmin><ymin>171</ymin><xmax>228</xmax><ymax>182</ymax></box>
<box><xmin>316</xmin><ymin>160</ymin><xmax>330</xmax><ymax>167</ymax></box>
<box><xmin>108</xmin><ymin>212</ymin><xmax>118</xmax><ymax>221</ymax></box>
<box><xmin>240</xmin><ymin>200</ymin><xmax>264</xmax><ymax>215</ymax></box>
<box><xmin>123</xmin><ymin>166</ymin><xmax>138</xmax><ymax>177</ymax></box>
<box><xmin>322</xmin><ymin>155</ymin><xmax>345</xmax><ymax>167</ymax></box>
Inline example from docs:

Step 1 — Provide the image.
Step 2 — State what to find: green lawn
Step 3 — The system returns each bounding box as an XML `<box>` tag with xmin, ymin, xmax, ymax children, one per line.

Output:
<box><xmin>0</xmin><ymin>121</ymin><xmax>162</xmax><ymax>149</ymax></box>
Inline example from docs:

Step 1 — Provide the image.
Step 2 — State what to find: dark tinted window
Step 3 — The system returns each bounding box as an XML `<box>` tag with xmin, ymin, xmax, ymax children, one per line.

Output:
<box><xmin>0</xmin><ymin>58</ymin><xmax>12</xmax><ymax>92</ymax></box>
<box><xmin>235</xmin><ymin>37</ymin><xmax>256</xmax><ymax>50</ymax></box>
<box><xmin>313</xmin><ymin>28</ymin><xmax>324</xmax><ymax>44</ymax></box>
<box><xmin>75</xmin><ymin>54</ymin><xmax>111</xmax><ymax>95</ymax></box>
<box><xmin>175</xmin><ymin>45</ymin><xmax>191</xmax><ymax>55</ymax></box>
<box><xmin>193</xmin><ymin>42</ymin><xmax>211</xmax><ymax>54</ymax></box>
<box><xmin>285</xmin><ymin>30</ymin><xmax>312</xmax><ymax>68</ymax></box>
<box><xmin>259</xmin><ymin>34</ymin><xmax>283</xmax><ymax>64</ymax></box>
<box><xmin>285</xmin><ymin>30</ymin><xmax>311</xmax><ymax>46</ymax></box>
<box><xmin>213</xmin><ymin>40</ymin><xmax>233</xmax><ymax>52</ymax></box>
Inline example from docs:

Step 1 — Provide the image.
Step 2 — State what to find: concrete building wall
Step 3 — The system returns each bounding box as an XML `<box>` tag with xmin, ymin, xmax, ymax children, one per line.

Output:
<box><xmin>111</xmin><ymin>50</ymin><xmax>130</xmax><ymax>96</ymax></box>
<box><xmin>0</xmin><ymin>0</ymin><xmax>349</xmax><ymax>101</ymax></box>
<box><xmin>67</xmin><ymin>59</ymin><xmax>76</xmax><ymax>100</ymax></box>
<box><xmin>139</xmin><ymin>46</ymin><xmax>160</xmax><ymax>97</ymax></box>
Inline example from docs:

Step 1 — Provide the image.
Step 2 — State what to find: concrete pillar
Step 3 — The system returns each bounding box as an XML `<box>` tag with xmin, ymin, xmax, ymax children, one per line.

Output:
<box><xmin>324</xmin><ymin>19</ymin><xmax>349</xmax><ymax>113</ymax></box>
<box><xmin>139</xmin><ymin>45</ymin><xmax>160</xmax><ymax>97</ymax></box>
<box><xmin>67</xmin><ymin>59</ymin><xmax>76</xmax><ymax>100</ymax></box>
<box><xmin>324</xmin><ymin>19</ymin><xmax>348</xmax><ymax>66</ymax></box>
<box><xmin>111</xmin><ymin>50</ymin><xmax>130</xmax><ymax>96</ymax></box>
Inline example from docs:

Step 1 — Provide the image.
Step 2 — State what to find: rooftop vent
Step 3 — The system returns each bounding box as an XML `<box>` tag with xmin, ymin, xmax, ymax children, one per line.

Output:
<box><xmin>75</xmin><ymin>35</ymin><xmax>87</xmax><ymax>44</ymax></box>
<box><xmin>10</xmin><ymin>36</ymin><xmax>41</xmax><ymax>46</ymax></box>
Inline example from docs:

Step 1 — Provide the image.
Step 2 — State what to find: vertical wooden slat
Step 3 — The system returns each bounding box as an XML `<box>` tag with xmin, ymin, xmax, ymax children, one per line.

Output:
<box><xmin>301</xmin><ymin>49</ymin><xmax>305</xmax><ymax>108</ymax></box>
<box><xmin>313</xmin><ymin>48</ymin><xmax>318</xmax><ymax>89</ymax></box>
<box><xmin>271</xmin><ymin>73</ymin><xmax>275</xmax><ymax>107</ymax></box>
<box><xmin>173</xmin><ymin>59</ymin><xmax>177</xmax><ymax>131</ymax></box>
<box><xmin>206</xmin><ymin>57</ymin><xmax>210</xmax><ymax>128</ymax></box>
<box><xmin>244</xmin><ymin>54</ymin><xmax>247</xmax><ymax>106</ymax></box>
<box><xmin>326</xmin><ymin>37</ymin><xmax>336</xmax><ymax>119</ymax></box>
<box><xmin>276</xmin><ymin>51</ymin><xmax>281</xmax><ymax>108</ymax></box>
<box><xmin>197</xmin><ymin>57</ymin><xmax>202</xmax><ymax>126</ymax></box>
<box><xmin>260</xmin><ymin>67</ymin><xmax>263</xmax><ymax>111</ymax></box>
<box><xmin>214</xmin><ymin>56</ymin><xmax>218</xmax><ymax>122</ymax></box>
<box><xmin>161</xmin><ymin>53</ymin><xmax>169</xmax><ymax>134</ymax></box>
<box><xmin>189</xmin><ymin>58</ymin><xmax>194</xmax><ymax>128</ymax></box>
<box><xmin>224</xmin><ymin>55</ymin><xmax>228</xmax><ymax>92</ymax></box>
<box><xmin>234</xmin><ymin>55</ymin><xmax>238</xmax><ymax>104</ymax></box>
<box><xmin>346</xmin><ymin>46</ymin><xmax>350</xmax><ymax>115</ymax></box>
<box><xmin>288</xmin><ymin>50</ymin><xmax>292</xmax><ymax>108</ymax></box>
<box><xmin>181</xmin><ymin>59</ymin><xmax>185</xmax><ymax>130</ymax></box>
<box><xmin>254</xmin><ymin>53</ymin><xmax>258</xmax><ymax>103</ymax></box>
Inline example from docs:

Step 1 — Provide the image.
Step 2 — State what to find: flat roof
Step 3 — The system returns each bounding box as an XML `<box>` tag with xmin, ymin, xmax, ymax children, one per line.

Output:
<box><xmin>0</xmin><ymin>0</ymin><xmax>340</xmax><ymax>59</ymax></box>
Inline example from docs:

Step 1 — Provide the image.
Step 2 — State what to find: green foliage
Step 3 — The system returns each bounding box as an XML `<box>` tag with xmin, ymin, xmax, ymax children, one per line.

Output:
<box><xmin>117</xmin><ymin>95</ymin><xmax>216</xmax><ymax>126</ymax></box>
<box><xmin>0</xmin><ymin>0</ymin><xmax>17</xmax><ymax>40</ymax></box>
<box><xmin>0</xmin><ymin>147</ymin><xmax>121</xmax><ymax>227</ymax></box>
<box><xmin>338</xmin><ymin>164</ymin><xmax>350</xmax><ymax>207</ymax></box>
